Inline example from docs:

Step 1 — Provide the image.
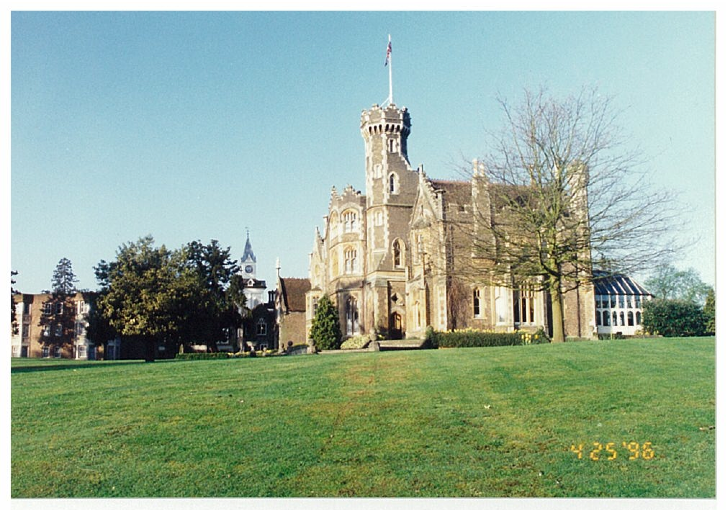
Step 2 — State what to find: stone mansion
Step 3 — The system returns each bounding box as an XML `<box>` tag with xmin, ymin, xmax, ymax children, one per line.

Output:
<box><xmin>305</xmin><ymin>102</ymin><xmax>648</xmax><ymax>342</ymax></box>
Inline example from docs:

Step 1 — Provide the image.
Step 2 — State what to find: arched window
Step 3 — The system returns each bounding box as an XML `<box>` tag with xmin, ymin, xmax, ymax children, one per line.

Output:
<box><xmin>473</xmin><ymin>288</ymin><xmax>482</xmax><ymax>317</ymax></box>
<box><xmin>393</xmin><ymin>239</ymin><xmax>403</xmax><ymax>267</ymax></box>
<box><xmin>612</xmin><ymin>311</ymin><xmax>617</xmax><ymax>326</ymax></box>
<box><xmin>596</xmin><ymin>311</ymin><xmax>601</xmax><ymax>326</ymax></box>
<box><xmin>388</xmin><ymin>173</ymin><xmax>398</xmax><ymax>194</ymax></box>
<box><xmin>342</xmin><ymin>210</ymin><xmax>358</xmax><ymax>233</ymax></box>
<box><xmin>256</xmin><ymin>318</ymin><xmax>267</xmax><ymax>336</ymax></box>
<box><xmin>344</xmin><ymin>248</ymin><xmax>357</xmax><ymax>274</ymax></box>
<box><xmin>628</xmin><ymin>311</ymin><xmax>634</xmax><ymax>326</ymax></box>
<box><xmin>636</xmin><ymin>311</ymin><xmax>642</xmax><ymax>326</ymax></box>
<box><xmin>388</xmin><ymin>138</ymin><xmax>397</xmax><ymax>153</ymax></box>
<box><xmin>603</xmin><ymin>310</ymin><xmax>610</xmax><ymax>326</ymax></box>
<box><xmin>345</xmin><ymin>297</ymin><xmax>359</xmax><ymax>336</ymax></box>
<box><xmin>619</xmin><ymin>312</ymin><xmax>625</xmax><ymax>326</ymax></box>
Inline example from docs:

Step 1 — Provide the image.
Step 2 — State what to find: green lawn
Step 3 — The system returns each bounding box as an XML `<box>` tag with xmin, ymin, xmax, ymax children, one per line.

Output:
<box><xmin>11</xmin><ymin>337</ymin><xmax>715</xmax><ymax>498</ymax></box>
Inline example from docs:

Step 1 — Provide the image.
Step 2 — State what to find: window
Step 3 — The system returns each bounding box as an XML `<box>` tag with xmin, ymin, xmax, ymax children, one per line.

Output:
<box><xmin>388</xmin><ymin>173</ymin><xmax>398</xmax><ymax>194</ymax></box>
<box><xmin>626</xmin><ymin>296</ymin><xmax>633</xmax><ymax>308</ymax></box>
<box><xmin>635</xmin><ymin>295</ymin><xmax>642</xmax><ymax>308</ymax></box>
<box><xmin>393</xmin><ymin>240</ymin><xmax>403</xmax><ymax>267</ymax></box>
<box><xmin>43</xmin><ymin>326</ymin><xmax>50</xmax><ymax>337</ymax></box>
<box><xmin>42</xmin><ymin>345</ymin><xmax>50</xmax><ymax>357</ymax></box>
<box><xmin>387</xmin><ymin>138</ymin><xmax>397</xmax><ymax>153</ymax></box>
<box><xmin>55</xmin><ymin>324</ymin><xmax>63</xmax><ymax>337</ymax></box>
<box><xmin>514</xmin><ymin>287</ymin><xmax>536</xmax><ymax>325</ymax></box>
<box><xmin>619</xmin><ymin>312</ymin><xmax>625</xmax><ymax>326</ymax></box>
<box><xmin>603</xmin><ymin>310</ymin><xmax>610</xmax><ymax>326</ymax></box>
<box><xmin>636</xmin><ymin>311</ymin><xmax>642</xmax><ymax>326</ymax></box>
<box><xmin>43</xmin><ymin>302</ymin><xmax>53</xmax><ymax>315</ymax></box>
<box><xmin>610</xmin><ymin>296</ymin><xmax>616</xmax><ymax>308</ymax></box>
<box><xmin>596</xmin><ymin>311</ymin><xmax>601</xmax><ymax>326</ymax></box>
<box><xmin>344</xmin><ymin>248</ymin><xmax>358</xmax><ymax>274</ymax></box>
<box><xmin>54</xmin><ymin>345</ymin><xmax>62</xmax><ymax>358</ymax></box>
<box><xmin>75</xmin><ymin>322</ymin><xmax>85</xmax><ymax>337</ymax></box>
<box><xmin>628</xmin><ymin>311</ymin><xmax>634</xmax><ymax>326</ymax></box>
<box><xmin>618</xmin><ymin>296</ymin><xmax>625</xmax><ymax>309</ymax></box>
<box><xmin>473</xmin><ymin>288</ymin><xmax>482</xmax><ymax>317</ymax></box>
<box><xmin>612</xmin><ymin>311</ymin><xmax>617</xmax><ymax>326</ymax></box>
<box><xmin>342</xmin><ymin>210</ymin><xmax>358</xmax><ymax>233</ymax></box>
<box><xmin>22</xmin><ymin>327</ymin><xmax>29</xmax><ymax>339</ymax></box>
<box><xmin>256</xmin><ymin>319</ymin><xmax>267</xmax><ymax>336</ymax></box>
<box><xmin>345</xmin><ymin>297</ymin><xmax>359</xmax><ymax>336</ymax></box>
<box><xmin>77</xmin><ymin>345</ymin><xmax>87</xmax><ymax>359</ymax></box>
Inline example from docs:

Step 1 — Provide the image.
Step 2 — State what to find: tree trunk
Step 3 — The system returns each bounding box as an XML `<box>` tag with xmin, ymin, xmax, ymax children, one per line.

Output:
<box><xmin>549</xmin><ymin>286</ymin><xmax>565</xmax><ymax>343</ymax></box>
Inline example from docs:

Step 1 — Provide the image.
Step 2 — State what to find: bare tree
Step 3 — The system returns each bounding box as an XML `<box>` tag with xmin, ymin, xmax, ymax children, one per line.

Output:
<box><xmin>456</xmin><ymin>86</ymin><xmax>679</xmax><ymax>342</ymax></box>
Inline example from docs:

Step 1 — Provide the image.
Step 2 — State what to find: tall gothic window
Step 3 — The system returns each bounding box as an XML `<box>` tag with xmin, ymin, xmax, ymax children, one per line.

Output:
<box><xmin>473</xmin><ymin>288</ymin><xmax>482</xmax><ymax>317</ymax></box>
<box><xmin>345</xmin><ymin>297</ymin><xmax>359</xmax><ymax>336</ymax></box>
<box><xmin>342</xmin><ymin>210</ymin><xmax>358</xmax><ymax>233</ymax></box>
<box><xmin>344</xmin><ymin>248</ymin><xmax>358</xmax><ymax>274</ymax></box>
<box><xmin>389</xmin><ymin>173</ymin><xmax>398</xmax><ymax>194</ymax></box>
<box><xmin>513</xmin><ymin>287</ymin><xmax>536</xmax><ymax>325</ymax></box>
<box><xmin>393</xmin><ymin>239</ymin><xmax>403</xmax><ymax>267</ymax></box>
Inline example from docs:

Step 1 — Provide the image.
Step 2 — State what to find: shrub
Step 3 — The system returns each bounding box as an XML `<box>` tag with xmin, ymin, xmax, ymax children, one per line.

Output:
<box><xmin>427</xmin><ymin>328</ymin><xmax>549</xmax><ymax>349</ymax></box>
<box><xmin>642</xmin><ymin>298</ymin><xmax>707</xmax><ymax>337</ymax></box>
<box><xmin>340</xmin><ymin>335</ymin><xmax>370</xmax><ymax>350</ymax></box>
<box><xmin>175</xmin><ymin>352</ymin><xmax>234</xmax><ymax>361</ymax></box>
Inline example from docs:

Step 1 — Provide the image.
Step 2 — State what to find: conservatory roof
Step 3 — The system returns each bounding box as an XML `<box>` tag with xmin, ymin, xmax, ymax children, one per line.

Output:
<box><xmin>592</xmin><ymin>271</ymin><xmax>651</xmax><ymax>296</ymax></box>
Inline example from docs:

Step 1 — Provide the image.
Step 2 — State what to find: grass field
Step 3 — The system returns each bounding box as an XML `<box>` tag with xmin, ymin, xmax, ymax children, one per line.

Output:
<box><xmin>11</xmin><ymin>337</ymin><xmax>715</xmax><ymax>498</ymax></box>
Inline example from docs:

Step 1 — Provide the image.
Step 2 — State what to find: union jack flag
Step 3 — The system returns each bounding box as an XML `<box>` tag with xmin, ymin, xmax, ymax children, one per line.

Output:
<box><xmin>385</xmin><ymin>41</ymin><xmax>392</xmax><ymax>66</ymax></box>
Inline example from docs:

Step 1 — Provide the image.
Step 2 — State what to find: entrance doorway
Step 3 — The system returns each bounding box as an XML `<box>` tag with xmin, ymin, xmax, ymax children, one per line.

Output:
<box><xmin>390</xmin><ymin>312</ymin><xmax>403</xmax><ymax>339</ymax></box>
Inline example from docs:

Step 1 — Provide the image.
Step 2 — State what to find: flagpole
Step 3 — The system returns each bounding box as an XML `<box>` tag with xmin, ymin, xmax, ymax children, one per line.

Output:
<box><xmin>388</xmin><ymin>34</ymin><xmax>393</xmax><ymax>105</ymax></box>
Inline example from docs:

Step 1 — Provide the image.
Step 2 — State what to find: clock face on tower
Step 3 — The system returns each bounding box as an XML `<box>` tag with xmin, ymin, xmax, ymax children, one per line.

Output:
<box><xmin>245</xmin><ymin>265</ymin><xmax>254</xmax><ymax>274</ymax></box>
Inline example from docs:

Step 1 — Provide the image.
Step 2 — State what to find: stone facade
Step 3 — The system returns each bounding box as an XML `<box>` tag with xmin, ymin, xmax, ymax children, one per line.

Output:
<box><xmin>307</xmin><ymin>103</ymin><xmax>597</xmax><ymax>340</ymax></box>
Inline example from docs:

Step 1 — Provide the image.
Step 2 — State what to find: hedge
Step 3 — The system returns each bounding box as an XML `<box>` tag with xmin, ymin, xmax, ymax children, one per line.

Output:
<box><xmin>425</xmin><ymin>327</ymin><xmax>549</xmax><ymax>349</ymax></box>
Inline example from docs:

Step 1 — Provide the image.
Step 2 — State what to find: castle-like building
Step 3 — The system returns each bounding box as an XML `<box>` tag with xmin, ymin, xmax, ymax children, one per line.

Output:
<box><xmin>306</xmin><ymin>103</ymin><xmax>598</xmax><ymax>341</ymax></box>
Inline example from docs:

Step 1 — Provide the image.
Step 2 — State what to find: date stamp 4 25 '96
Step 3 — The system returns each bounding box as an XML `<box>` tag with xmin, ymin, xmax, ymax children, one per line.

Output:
<box><xmin>570</xmin><ymin>442</ymin><xmax>655</xmax><ymax>461</ymax></box>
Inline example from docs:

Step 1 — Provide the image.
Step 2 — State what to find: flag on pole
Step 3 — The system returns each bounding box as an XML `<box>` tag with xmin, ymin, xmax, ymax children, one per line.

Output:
<box><xmin>384</xmin><ymin>40</ymin><xmax>392</xmax><ymax>66</ymax></box>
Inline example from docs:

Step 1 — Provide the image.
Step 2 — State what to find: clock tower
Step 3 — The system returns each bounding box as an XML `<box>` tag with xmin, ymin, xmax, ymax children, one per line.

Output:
<box><xmin>240</xmin><ymin>231</ymin><xmax>266</xmax><ymax>309</ymax></box>
<box><xmin>241</xmin><ymin>230</ymin><xmax>257</xmax><ymax>279</ymax></box>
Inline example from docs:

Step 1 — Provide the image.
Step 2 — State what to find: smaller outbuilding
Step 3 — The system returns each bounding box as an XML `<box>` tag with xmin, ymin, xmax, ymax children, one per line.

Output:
<box><xmin>593</xmin><ymin>271</ymin><xmax>652</xmax><ymax>337</ymax></box>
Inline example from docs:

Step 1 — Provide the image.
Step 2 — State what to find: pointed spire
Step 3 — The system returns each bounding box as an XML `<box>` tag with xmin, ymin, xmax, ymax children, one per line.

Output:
<box><xmin>242</xmin><ymin>230</ymin><xmax>256</xmax><ymax>263</ymax></box>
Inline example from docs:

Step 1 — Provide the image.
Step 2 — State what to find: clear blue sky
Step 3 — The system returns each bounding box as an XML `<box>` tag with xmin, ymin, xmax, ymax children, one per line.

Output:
<box><xmin>9</xmin><ymin>9</ymin><xmax>717</xmax><ymax>294</ymax></box>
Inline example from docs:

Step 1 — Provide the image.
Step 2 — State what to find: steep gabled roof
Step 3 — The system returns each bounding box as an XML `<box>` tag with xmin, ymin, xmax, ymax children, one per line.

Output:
<box><xmin>430</xmin><ymin>179</ymin><xmax>472</xmax><ymax>206</ymax></box>
<box><xmin>279</xmin><ymin>277</ymin><xmax>311</xmax><ymax>313</ymax></box>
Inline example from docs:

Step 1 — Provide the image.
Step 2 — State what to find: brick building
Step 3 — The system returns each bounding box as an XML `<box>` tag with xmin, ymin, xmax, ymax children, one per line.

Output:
<box><xmin>10</xmin><ymin>292</ymin><xmax>113</xmax><ymax>359</ymax></box>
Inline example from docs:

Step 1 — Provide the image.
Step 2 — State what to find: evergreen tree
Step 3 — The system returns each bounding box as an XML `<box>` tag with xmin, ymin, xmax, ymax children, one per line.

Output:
<box><xmin>52</xmin><ymin>257</ymin><xmax>78</xmax><ymax>296</ymax></box>
<box><xmin>309</xmin><ymin>295</ymin><xmax>342</xmax><ymax>350</ymax></box>
<box><xmin>38</xmin><ymin>259</ymin><xmax>79</xmax><ymax>355</ymax></box>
